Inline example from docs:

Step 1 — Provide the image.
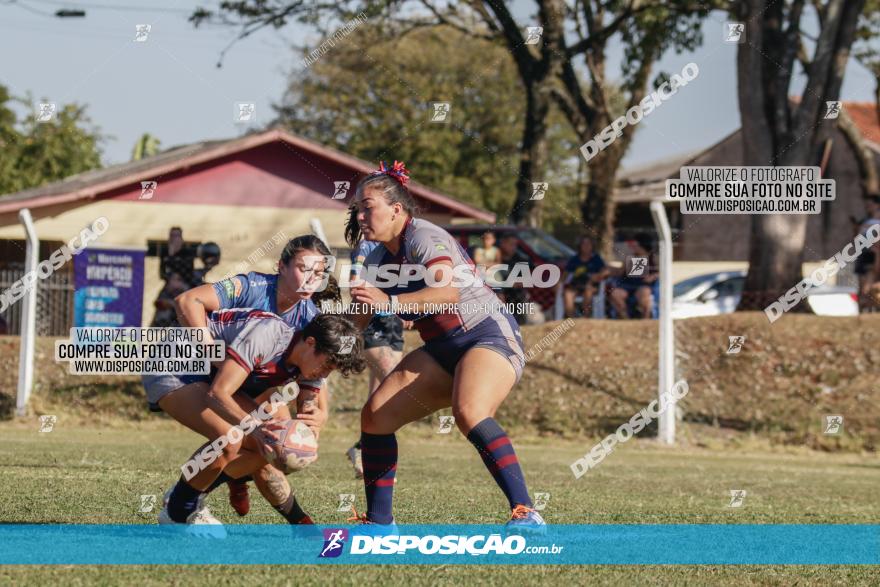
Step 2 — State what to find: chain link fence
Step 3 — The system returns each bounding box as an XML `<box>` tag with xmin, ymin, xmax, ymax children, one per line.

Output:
<box><xmin>0</xmin><ymin>269</ymin><xmax>74</xmax><ymax>336</ymax></box>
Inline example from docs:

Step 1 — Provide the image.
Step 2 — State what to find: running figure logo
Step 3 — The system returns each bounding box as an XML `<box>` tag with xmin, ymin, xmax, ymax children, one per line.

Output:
<box><xmin>134</xmin><ymin>24</ymin><xmax>151</xmax><ymax>42</ymax></box>
<box><xmin>332</xmin><ymin>181</ymin><xmax>350</xmax><ymax>200</ymax></box>
<box><xmin>824</xmin><ymin>101</ymin><xmax>841</xmax><ymax>119</ymax></box>
<box><xmin>339</xmin><ymin>336</ymin><xmax>355</xmax><ymax>355</ymax></box>
<box><xmin>139</xmin><ymin>494</ymin><xmax>157</xmax><ymax>513</ymax></box>
<box><xmin>39</xmin><ymin>415</ymin><xmax>57</xmax><ymax>433</ymax></box>
<box><xmin>319</xmin><ymin>529</ymin><xmax>349</xmax><ymax>558</ymax></box>
<box><xmin>823</xmin><ymin>415</ymin><xmax>843</xmax><ymax>435</ymax></box>
<box><xmin>297</xmin><ymin>254</ymin><xmax>335</xmax><ymax>293</ymax></box>
<box><xmin>140</xmin><ymin>181</ymin><xmax>158</xmax><ymax>200</ymax></box>
<box><xmin>727</xmin><ymin>489</ymin><xmax>746</xmax><ymax>508</ymax></box>
<box><xmin>727</xmin><ymin>335</ymin><xmax>746</xmax><ymax>354</ymax></box>
<box><xmin>430</xmin><ymin>102</ymin><xmax>450</xmax><ymax>123</ymax></box>
<box><xmin>36</xmin><ymin>103</ymin><xmax>56</xmax><ymax>123</ymax></box>
<box><xmin>337</xmin><ymin>494</ymin><xmax>355</xmax><ymax>512</ymax></box>
<box><xmin>525</xmin><ymin>26</ymin><xmax>543</xmax><ymax>45</ymax></box>
<box><xmin>437</xmin><ymin>415</ymin><xmax>455</xmax><ymax>434</ymax></box>
<box><xmin>533</xmin><ymin>492</ymin><xmax>550</xmax><ymax>511</ymax></box>
<box><xmin>628</xmin><ymin>257</ymin><xmax>647</xmax><ymax>276</ymax></box>
<box><xmin>530</xmin><ymin>182</ymin><xmax>548</xmax><ymax>200</ymax></box>
<box><xmin>235</xmin><ymin>103</ymin><xmax>256</xmax><ymax>123</ymax></box>
<box><xmin>725</xmin><ymin>22</ymin><xmax>745</xmax><ymax>43</ymax></box>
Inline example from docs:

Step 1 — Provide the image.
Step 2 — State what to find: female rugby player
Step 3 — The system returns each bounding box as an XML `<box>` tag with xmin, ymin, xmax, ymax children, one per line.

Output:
<box><xmin>346</xmin><ymin>161</ymin><xmax>544</xmax><ymax>529</ymax></box>
<box><xmin>148</xmin><ymin>311</ymin><xmax>364</xmax><ymax>527</ymax></box>
<box><xmin>168</xmin><ymin>235</ymin><xmax>333</xmax><ymax>521</ymax></box>
<box><xmin>343</xmin><ymin>237</ymin><xmax>406</xmax><ymax>479</ymax></box>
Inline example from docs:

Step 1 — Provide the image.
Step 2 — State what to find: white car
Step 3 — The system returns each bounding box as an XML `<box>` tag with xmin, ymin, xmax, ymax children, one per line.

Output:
<box><xmin>671</xmin><ymin>270</ymin><xmax>859</xmax><ymax>319</ymax></box>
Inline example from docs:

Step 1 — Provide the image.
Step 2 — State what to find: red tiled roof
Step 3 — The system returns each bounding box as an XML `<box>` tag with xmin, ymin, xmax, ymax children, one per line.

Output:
<box><xmin>844</xmin><ymin>101</ymin><xmax>880</xmax><ymax>145</ymax></box>
<box><xmin>0</xmin><ymin>128</ymin><xmax>495</xmax><ymax>222</ymax></box>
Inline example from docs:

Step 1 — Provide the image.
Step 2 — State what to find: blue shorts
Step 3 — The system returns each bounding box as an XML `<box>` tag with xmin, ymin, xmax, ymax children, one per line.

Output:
<box><xmin>421</xmin><ymin>311</ymin><xmax>525</xmax><ymax>382</ymax></box>
<box><xmin>616</xmin><ymin>278</ymin><xmax>649</xmax><ymax>293</ymax></box>
<box><xmin>141</xmin><ymin>373</ymin><xmax>210</xmax><ymax>412</ymax></box>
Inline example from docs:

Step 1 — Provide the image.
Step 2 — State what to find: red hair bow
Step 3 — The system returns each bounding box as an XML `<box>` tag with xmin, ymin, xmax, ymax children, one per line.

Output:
<box><xmin>372</xmin><ymin>160</ymin><xmax>410</xmax><ymax>186</ymax></box>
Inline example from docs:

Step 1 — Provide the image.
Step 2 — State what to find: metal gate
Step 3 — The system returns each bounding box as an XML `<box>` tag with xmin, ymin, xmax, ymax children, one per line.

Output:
<box><xmin>0</xmin><ymin>269</ymin><xmax>74</xmax><ymax>336</ymax></box>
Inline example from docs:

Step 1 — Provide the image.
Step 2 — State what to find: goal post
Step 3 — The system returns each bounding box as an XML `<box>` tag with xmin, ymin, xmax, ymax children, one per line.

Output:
<box><xmin>650</xmin><ymin>201</ymin><xmax>676</xmax><ymax>444</ymax></box>
<box><xmin>16</xmin><ymin>208</ymin><xmax>38</xmax><ymax>417</ymax></box>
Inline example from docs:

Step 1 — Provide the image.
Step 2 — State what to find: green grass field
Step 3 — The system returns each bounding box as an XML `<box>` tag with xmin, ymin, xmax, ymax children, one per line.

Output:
<box><xmin>0</xmin><ymin>421</ymin><xmax>877</xmax><ymax>585</ymax></box>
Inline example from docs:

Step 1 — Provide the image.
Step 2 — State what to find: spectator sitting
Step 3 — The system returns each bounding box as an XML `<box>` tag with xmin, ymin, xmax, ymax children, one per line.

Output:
<box><xmin>496</xmin><ymin>233</ymin><xmax>531</xmax><ymax>324</ymax></box>
<box><xmin>190</xmin><ymin>241</ymin><xmax>221</xmax><ymax>287</ymax></box>
<box><xmin>609</xmin><ymin>233</ymin><xmax>658</xmax><ymax>319</ymax></box>
<box><xmin>473</xmin><ymin>231</ymin><xmax>501</xmax><ymax>282</ymax></box>
<box><xmin>160</xmin><ymin>226</ymin><xmax>195</xmax><ymax>284</ymax></box>
<box><xmin>563</xmin><ymin>236</ymin><xmax>609</xmax><ymax>318</ymax></box>
<box><xmin>151</xmin><ymin>271</ymin><xmax>188</xmax><ymax>327</ymax></box>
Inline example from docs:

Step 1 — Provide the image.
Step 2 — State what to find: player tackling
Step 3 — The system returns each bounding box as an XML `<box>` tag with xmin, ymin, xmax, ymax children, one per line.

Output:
<box><xmin>345</xmin><ymin>161</ymin><xmax>544</xmax><ymax>530</ymax></box>
<box><xmin>143</xmin><ymin>310</ymin><xmax>364</xmax><ymax>529</ymax></box>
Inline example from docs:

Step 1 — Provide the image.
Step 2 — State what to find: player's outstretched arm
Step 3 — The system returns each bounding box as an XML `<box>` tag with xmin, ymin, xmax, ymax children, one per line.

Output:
<box><xmin>174</xmin><ymin>283</ymin><xmax>222</xmax><ymax>329</ymax></box>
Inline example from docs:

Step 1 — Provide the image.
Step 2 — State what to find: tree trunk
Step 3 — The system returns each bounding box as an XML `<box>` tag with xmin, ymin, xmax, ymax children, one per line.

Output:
<box><xmin>581</xmin><ymin>149</ymin><xmax>622</xmax><ymax>254</ymax></box>
<box><xmin>736</xmin><ymin>0</ymin><xmax>864</xmax><ymax>311</ymax></box>
<box><xmin>737</xmin><ymin>8</ymin><xmax>808</xmax><ymax>310</ymax></box>
<box><xmin>509</xmin><ymin>87</ymin><xmax>551</xmax><ymax>227</ymax></box>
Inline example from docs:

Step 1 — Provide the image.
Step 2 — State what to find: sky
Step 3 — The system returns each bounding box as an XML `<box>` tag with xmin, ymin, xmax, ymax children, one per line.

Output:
<box><xmin>0</xmin><ymin>0</ymin><xmax>875</xmax><ymax>171</ymax></box>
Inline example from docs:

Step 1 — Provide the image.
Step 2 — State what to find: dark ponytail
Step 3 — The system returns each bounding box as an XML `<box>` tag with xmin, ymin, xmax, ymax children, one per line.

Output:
<box><xmin>344</xmin><ymin>205</ymin><xmax>361</xmax><ymax>248</ymax></box>
<box><xmin>344</xmin><ymin>172</ymin><xmax>419</xmax><ymax>247</ymax></box>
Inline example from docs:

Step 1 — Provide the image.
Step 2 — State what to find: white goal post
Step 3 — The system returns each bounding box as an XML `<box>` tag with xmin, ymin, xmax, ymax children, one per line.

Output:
<box><xmin>650</xmin><ymin>201</ymin><xmax>676</xmax><ymax>444</ymax></box>
<box><xmin>16</xmin><ymin>209</ymin><xmax>38</xmax><ymax>416</ymax></box>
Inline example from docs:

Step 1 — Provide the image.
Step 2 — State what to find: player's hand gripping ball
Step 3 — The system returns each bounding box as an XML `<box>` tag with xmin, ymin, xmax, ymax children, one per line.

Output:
<box><xmin>265</xmin><ymin>419</ymin><xmax>318</xmax><ymax>473</ymax></box>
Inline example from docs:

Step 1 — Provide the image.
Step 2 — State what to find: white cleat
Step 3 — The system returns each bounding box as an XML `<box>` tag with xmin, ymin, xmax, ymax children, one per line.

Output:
<box><xmin>345</xmin><ymin>444</ymin><xmax>364</xmax><ymax>479</ymax></box>
<box><xmin>158</xmin><ymin>494</ymin><xmax>226</xmax><ymax>538</ymax></box>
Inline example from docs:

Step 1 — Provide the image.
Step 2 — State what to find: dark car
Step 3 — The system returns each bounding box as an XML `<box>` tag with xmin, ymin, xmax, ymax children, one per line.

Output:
<box><xmin>443</xmin><ymin>224</ymin><xmax>575</xmax><ymax>310</ymax></box>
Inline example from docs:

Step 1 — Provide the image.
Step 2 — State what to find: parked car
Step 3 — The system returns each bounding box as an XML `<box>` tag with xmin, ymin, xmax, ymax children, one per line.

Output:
<box><xmin>443</xmin><ymin>224</ymin><xmax>575</xmax><ymax>310</ymax></box>
<box><xmin>671</xmin><ymin>270</ymin><xmax>859</xmax><ymax>319</ymax></box>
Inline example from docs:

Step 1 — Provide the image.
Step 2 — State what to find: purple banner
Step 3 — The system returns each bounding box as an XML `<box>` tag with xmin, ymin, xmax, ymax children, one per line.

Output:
<box><xmin>73</xmin><ymin>247</ymin><xmax>145</xmax><ymax>327</ymax></box>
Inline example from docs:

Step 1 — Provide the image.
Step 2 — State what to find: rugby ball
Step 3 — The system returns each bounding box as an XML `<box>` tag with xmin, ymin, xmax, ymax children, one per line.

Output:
<box><xmin>268</xmin><ymin>419</ymin><xmax>318</xmax><ymax>472</ymax></box>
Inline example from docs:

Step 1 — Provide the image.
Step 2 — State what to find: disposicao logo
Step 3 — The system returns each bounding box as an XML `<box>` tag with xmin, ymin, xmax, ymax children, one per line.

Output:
<box><xmin>319</xmin><ymin>528</ymin><xmax>348</xmax><ymax>558</ymax></box>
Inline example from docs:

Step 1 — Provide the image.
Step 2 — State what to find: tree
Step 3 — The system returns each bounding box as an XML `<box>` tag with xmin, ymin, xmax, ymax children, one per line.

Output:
<box><xmin>0</xmin><ymin>84</ymin><xmax>103</xmax><ymax>196</ymax></box>
<box><xmin>274</xmin><ymin>22</ymin><xmax>580</xmax><ymax>220</ymax></box>
<box><xmin>544</xmin><ymin>0</ymin><xmax>710</xmax><ymax>245</ymax></box>
<box><xmin>191</xmin><ymin>1</ymin><xmax>710</xmax><ymax>247</ymax></box>
<box><xmin>854</xmin><ymin>0</ymin><xmax>880</xmax><ymax>121</ymax></box>
<box><xmin>733</xmin><ymin>0</ymin><xmax>867</xmax><ymax>310</ymax></box>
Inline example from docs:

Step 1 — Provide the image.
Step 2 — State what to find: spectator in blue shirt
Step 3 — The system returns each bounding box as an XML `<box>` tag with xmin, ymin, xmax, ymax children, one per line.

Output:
<box><xmin>610</xmin><ymin>233</ymin><xmax>658</xmax><ymax>319</ymax></box>
<box><xmin>562</xmin><ymin>237</ymin><xmax>608</xmax><ymax>318</ymax></box>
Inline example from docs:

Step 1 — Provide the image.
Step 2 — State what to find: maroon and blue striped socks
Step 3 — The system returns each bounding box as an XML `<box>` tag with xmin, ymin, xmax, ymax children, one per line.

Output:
<box><xmin>466</xmin><ymin>417</ymin><xmax>532</xmax><ymax>509</ymax></box>
<box><xmin>361</xmin><ymin>432</ymin><xmax>397</xmax><ymax>524</ymax></box>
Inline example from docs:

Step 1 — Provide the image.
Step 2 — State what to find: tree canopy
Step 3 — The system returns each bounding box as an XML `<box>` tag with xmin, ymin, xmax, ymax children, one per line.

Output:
<box><xmin>0</xmin><ymin>84</ymin><xmax>103</xmax><ymax>197</ymax></box>
<box><xmin>274</xmin><ymin>23</ymin><xmax>581</xmax><ymax>226</ymax></box>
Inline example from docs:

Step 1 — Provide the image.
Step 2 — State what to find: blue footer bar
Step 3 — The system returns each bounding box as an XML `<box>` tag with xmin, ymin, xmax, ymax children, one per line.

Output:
<box><xmin>0</xmin><ymin>524</ymin><xmax>876</xmax><ymax>565</ymax></box>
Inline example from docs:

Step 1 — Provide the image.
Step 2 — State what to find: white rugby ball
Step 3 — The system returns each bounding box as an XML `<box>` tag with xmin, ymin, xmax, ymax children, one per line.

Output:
<box><xmin>270</xmin><ymin>419</ymin><xmax>318</xmax><ymax>472</ymax></box>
